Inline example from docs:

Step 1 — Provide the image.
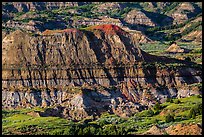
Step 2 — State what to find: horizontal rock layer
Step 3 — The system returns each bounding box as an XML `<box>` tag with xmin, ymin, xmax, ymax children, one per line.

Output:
<box><xmin>2</xmin><ymin>25</ymin><xmax>202</xmax><ymax>118</ymax></box>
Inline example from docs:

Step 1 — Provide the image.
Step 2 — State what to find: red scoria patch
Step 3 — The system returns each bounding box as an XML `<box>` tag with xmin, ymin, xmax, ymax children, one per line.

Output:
<box><xmin>88</xmin><ymin>24</ymin><xmax>128</xmax><ymax>35</ymax></box>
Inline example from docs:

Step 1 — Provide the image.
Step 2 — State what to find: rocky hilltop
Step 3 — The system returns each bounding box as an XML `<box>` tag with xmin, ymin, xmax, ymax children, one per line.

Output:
<box><xmin>2</xmin><ymin>2</ymin><xmax>202</xmax><ymax>43</ymax></box>
<box><xmin>2</xmin><ymin>2</ymin><xmax>83</xmax><ymax>12</ymax></box>
<box><xmin>144</xmin><ymin>123</ymin><xmax>202</xmax><ymax>135</ymax></box>
<box><xmin>124</xmin><ymin>9</ymin><xmax>156</xmax><ymax>27</ymax></box>
<box><xmin>2</xmin><ymin>24</ymin><xmax>202</xmax><ymax>119</ymax></box>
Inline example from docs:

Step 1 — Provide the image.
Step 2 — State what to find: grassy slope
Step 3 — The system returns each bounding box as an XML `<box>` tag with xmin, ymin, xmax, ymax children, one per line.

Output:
<box><xmin>2</xmin><ymin>95</ymin><xmax>202</xmax><ymax>135</ymax></box>
<box><xmin>140</xmin><ymin>41</ymin><xmax>202</xmax><ymax>64</ymax></box>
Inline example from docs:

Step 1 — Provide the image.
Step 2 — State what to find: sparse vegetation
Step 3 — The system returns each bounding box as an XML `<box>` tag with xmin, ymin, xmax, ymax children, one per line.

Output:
<box><xmin>2</xmin><ymin>95</ymin><xmax>202</xmax><ymax>135</ymax></box>
<box><xmin>165</xmin><ymin>113</ymin><xmax>175</xmax><ymax>123</ymax></box>
<box><xmin>166</xmin><ymin>98</ymin><xmax>173</xmax><ymax>103</ymax></box>
<box><xmin>174</xmin><ymin>99</ymin><xmax>181</xmax><ymax>104</ymax></box>
<box><xmin>162</xmin><ymin>3</ymin><xmax>180</xmax><ymax>14</ymax></box>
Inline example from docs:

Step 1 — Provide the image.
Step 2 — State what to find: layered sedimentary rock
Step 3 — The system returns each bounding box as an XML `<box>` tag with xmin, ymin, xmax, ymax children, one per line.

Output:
<box><xmin>3</xmin><ymin>25</ymin><xmax>201</xmax><ymax>88</ymax></box>
<box><xmin>93</xmin><ymin>2</ymin><xmax>124</xmax><ymax>14</ymax></box>
<box><xmin>2</xmin><ymin>2</ymin><xmax>81</xmax><ymax>12</ymax></box>
<box><xmin>2</xmin><ymin>24</ymin><xmax>202</xmax><ymax>119</ymax></box>
<box><xmin>169</xmin><ymin>2</ymin><xmax>198</xmax><ymax>25</ymax></box>
<box><xmin>72</xmin><ymin>17</ymin><xmax>123</xmax><ymax>28</ymax></box>
<box><xmin>2</xmin><ymin>84</ymin><xmax>143</xmax><ymax>120</ymax></box>
<box><xmin>2</xmin><ymin>76</ymin><xmax>201</xmax><ymax>119</ymax></box>
<box><xmin>2</xmin><ymin>24</ymin><xmax>145</xmax><ymax>88</ymax></box>
<box><xmin>124</xmin><ymin>9</ymin><xmax>156</xmax><ymax>27</ymax></box>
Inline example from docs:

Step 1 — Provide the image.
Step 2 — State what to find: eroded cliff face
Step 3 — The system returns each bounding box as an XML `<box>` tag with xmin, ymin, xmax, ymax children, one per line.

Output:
<box><xmin>2</xmin><ymin>74</ymin><xmax>201</xmax><ymax>120</ymax></box>
<box><xmin>2</xmin><ymin>85</ymin><xmax>142</xmax><ymax>120</ymax></box>
<box><xmin>2</xmin><ymin>25</ymin><xmax>145</xmax><ymax>88</ymax></box>
<box><xmin>170</xmin><ymin>2</ymin><xmax>196</xmax><ymax>25</ymax></box>
<box><xmin>124</xmin><ymin>9</ymin><xmax>156</xmax><ymax>27</ymax></box>
<box><xmin>2</xmin><ymin>24</ymin><xmax>202</xmax><ymax>119</ymax></box>
<box><xmin>93</xmin><ymin>2</ymin><xmax>124</xmax><ymax>14</ymax></box>
<box><xmin>2</xmin><ymin>2</ymin><xmax>81</xmax><ymax>12</ymax></box>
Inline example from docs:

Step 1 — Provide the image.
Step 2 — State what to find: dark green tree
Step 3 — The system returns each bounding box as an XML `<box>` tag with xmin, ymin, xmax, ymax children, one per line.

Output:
<box><xmin>188</xmin><ymin>108</ymin><xmax>196</xmax><ymax>119</ymax></box>
<box><xmin>174</xmin><ymin>99</ymin><xmax>181</xmax><ymax>104</ymax></box>
<box><xmin>165</xmin><ymin>114</ymin><xmax>174</xmax><ymax>123</ymax></box>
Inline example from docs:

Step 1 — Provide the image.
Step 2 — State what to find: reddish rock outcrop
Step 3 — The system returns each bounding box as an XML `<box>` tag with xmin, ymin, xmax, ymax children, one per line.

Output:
<box><xmin>165</xmin><ymin>123</ymin><xmax>202</xmax><ymax>135</ymax></box>
<box><xmin>144</xmin><ymin>123</ymin><xmax>202</xmax><ymax>135</ymax></box>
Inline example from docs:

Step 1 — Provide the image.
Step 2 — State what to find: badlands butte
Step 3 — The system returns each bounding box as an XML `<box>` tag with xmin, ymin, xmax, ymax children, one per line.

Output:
<box><xmin>2</xmin><ymin>24</ymin><xmax>202</xmax><ymax>120</ymax></box>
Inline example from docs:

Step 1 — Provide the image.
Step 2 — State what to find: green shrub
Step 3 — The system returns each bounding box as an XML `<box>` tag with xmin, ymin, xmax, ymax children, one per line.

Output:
<box><xmin>152</xmin><ymin>118</ymin><xmax>159</xmax><ymax>124</ymax></box>
<box><xmin>77</xmin><ymin>128</ymin><xmax>84</xmax><ymax>135</ymax></box>
<box><xmin>63</xmin><ymin>126</ymin><xmax>76</xmax><ymax>135</ymax></box>
<box><xmin>174</xmin><ymin>99</ymin><xmax>181</xmax><ymax>104</ymax></box>
<box><xmin>109</xmin><ymin>86</ymin><xmax>117</xmax><ymax>91</ymax></box>
<box><xmin>89</xmin><ymin>126</ymin><xmax>97</xmax><ymax>135</ymax></box>
<box><xmin>153</xmin><ymin>102</ymin><xmax>161</xmax><ymax>111</ymax></box>
<box><xmin>82</xmin><ymin>126</ymin><xmax>90</xmax><ymax>135</ymax></box>
<box><xmin>116</xmin><ymin>126</ymin><xmax>127</xmax><ymax>135</ymax></box>
<box><xmin>102</xmin><ymin>124</ymin><xmax>117</xmax><ymax>135</ymax></box>
<box><xmin>98</xmin><ymin>119</ymin><xmax>109</xmax><ymax>127</ymax></box>
<box><xmin>138</xmin><ymin>109</ymin><xmax>154</xmax><ymax>117</ymax></box>
<box><xmin>165</xmin><ymin>114</ymin><xmax>174</xmax><ymax>123</ymax></box>
<box><xmin>146</xmin><ymin>109</ymin><xmax>154</xmax><ymax>117</ymax></box>
<box><xmin>166</xmin><ymin>98</ymin><xmax>173</xmax><ymax>103</ymax></box>
<box><xmin>196</xmin><ymin>95</ymin><xmax>202</xmax><ymax>98</ymax></box>
<box><xmin>162</xmin><ymin>2</ymin><xmax>180</xmax><ymax>14</ymax></box>
<box><xmin>184</xmin><ymin>57</ymin><xmax>191</xmax><ymax>62</ymax></box>
<box><xmin>193</xmin><ymin>103</ymin><xmax>202</xmax><ymax>115</ymax></box>
<box><xmin>188</xmin><ymin>108</ymin><xmax>196</xmax><ymax>119</ymax></box>
<box><xmin>152</xmin><ymin>102</ymin><xmax>163</xmax><ymax>115</ymax></box>
<box><xmin>50</xmin><ymin>129</ymin><xmax>64</xmax><ymax>135</ymax></box>
<box><xmin>187</xmin><ymin>102</ymin><xmax>202</xmax><ymax>119</ymax></box>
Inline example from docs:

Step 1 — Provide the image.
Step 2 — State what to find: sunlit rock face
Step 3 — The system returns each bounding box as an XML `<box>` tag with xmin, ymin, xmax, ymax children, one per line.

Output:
<box><xmin>2</xmin><ymin>24</ymin><xmax>202</xmax><ymax>119</ymax></box>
